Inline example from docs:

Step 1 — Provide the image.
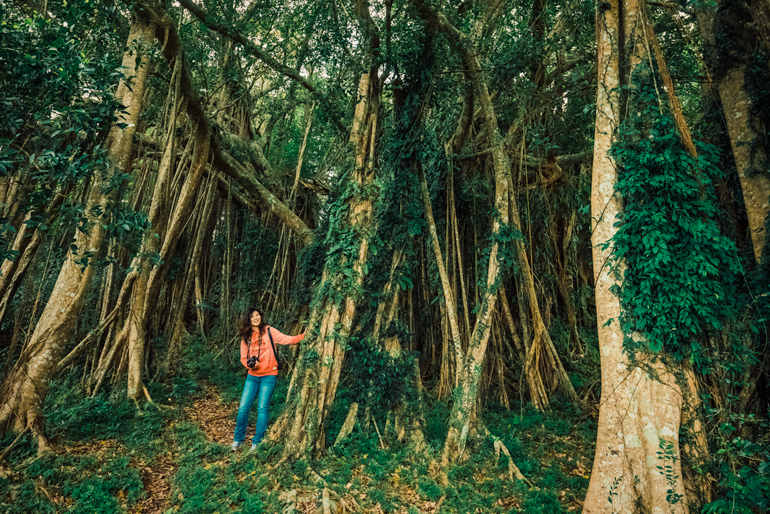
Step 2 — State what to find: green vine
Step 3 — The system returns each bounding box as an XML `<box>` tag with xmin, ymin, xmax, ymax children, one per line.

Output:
<box><xmin>609</xmin><ymin>64</ymin><xmax>742</xmax><ymax>370</ymax></box>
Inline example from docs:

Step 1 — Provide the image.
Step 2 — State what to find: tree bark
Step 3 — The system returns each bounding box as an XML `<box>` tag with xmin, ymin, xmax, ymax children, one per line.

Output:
<box><xmin>268</xmin><ymin>67</ymin><xmax>380</xmax><ymax>456</ymax></box>
<box><xmin>695</xmin><ymin>3</ymin><xmax>770</xmax><ymax>262</ymax></box>
<box><xmin>582</xmin><ymin>0</ymin><xmax>689</xmax><ymax>511</ymax></box>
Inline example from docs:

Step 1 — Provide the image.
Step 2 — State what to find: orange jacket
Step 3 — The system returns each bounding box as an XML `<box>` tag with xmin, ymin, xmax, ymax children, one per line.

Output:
<box><xmin>240</xmin><ymin>325</ymin><xmax>304</xmax><ymax>376</ymax></box>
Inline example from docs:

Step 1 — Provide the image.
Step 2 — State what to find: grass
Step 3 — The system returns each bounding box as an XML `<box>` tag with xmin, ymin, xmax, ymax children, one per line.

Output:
<box><xmin>0</xmin><ymin>334</ymin><xmax>597</xmax><ymax>513</ymax></box>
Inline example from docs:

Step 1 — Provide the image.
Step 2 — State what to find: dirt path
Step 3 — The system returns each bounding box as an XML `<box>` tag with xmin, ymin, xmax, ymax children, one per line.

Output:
<box><xmin>133</xmin><ymin>386</ymin><xmax>234</xmax><ymax>513</ymax></box>
<box><xmin>184</xmin><ymin>386</ymin><xmax>241</xmax><ymax>444</ymax></box>
<box><xmin>134</xmin><ymin>455</ymin><xmax>176</xmax><ymax>514</ymax></box>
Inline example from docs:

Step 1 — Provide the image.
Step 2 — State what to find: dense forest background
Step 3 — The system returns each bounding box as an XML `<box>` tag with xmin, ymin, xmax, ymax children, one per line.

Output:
<box><xmin>1</xmin><ymin>0</ymin><xmax>769</xmax><ymax>512</ymax></box>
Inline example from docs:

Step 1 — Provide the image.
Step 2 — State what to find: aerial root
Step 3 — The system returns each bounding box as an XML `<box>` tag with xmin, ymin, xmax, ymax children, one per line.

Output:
<box><xmin>493</xmin><ymin>438</ymin><xmax>532</xmax><ymax>486</ymax></box>
<box><xmin>29</xmin><ymin>421</ymin><xmax>50</xmax><ymax>457</ymax></box>
<box><xmin>142</xmin><ymin>384</ymin><xmax>170</xmax><ymax>410</ymax></box>
<box><xmin>371</xmin><ymin>413</ymin><xmax>386</xmax><ymax>450</ymax></box>
<box><xmin>322</xmin><ymin>487</ymin><xmax>332</xmax><ymax>514</ymax></box>
<box><xmin>333</xmin><ymin>402</ymin><xmax>359</xmax><ymax>448</ymax></box>
<box><xmin>256</xmin><ymin>454</ymin><xmax>290</xmax><ymax>482</ymax></box>
<box><xmin>281</xmin><ymin>479</ymin><xmax>359</xmax><ymax>514</ymax></box>
<box><xmin>480</xmin><ymin>422</ymin><xmax>532</xmax><ymax>486</ymax></box>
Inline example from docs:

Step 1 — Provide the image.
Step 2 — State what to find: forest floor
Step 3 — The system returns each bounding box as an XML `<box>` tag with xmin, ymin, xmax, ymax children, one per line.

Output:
<box><xmin>0</xmin><ymin>338</ymin><xmax>597</xmax><ymax>514</ymax></box>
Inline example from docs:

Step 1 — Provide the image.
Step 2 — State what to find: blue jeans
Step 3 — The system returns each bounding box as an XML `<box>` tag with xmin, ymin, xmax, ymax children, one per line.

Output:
<box><xmin>233</xmin><ymin>374</ymin><xmax>277</xmax><ymax>444</ymax></box>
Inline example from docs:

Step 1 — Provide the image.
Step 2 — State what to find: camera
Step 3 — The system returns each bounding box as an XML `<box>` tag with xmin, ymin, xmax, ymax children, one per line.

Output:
<box><xmin>247</xmin><ymin>356</ymin><xmax>257</xmax><ymax>368</ymax></box>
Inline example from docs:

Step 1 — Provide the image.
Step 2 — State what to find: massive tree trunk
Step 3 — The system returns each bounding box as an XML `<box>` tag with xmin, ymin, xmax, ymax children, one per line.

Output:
<box><xmin>695</xmin><ymin>2</ymin><xmax>770</xmax><ymax>262</ymax></box>
<box><xmin>268</xmin><ymin>67</ymin><xmax>380</xmax><ymax>456</ymax></box>
<box><xmin>87</xmin><ymin>1</ymin><xmax>214</xmax><ymax>398</ymax></box>
<box><xmin>0</xmin><ymin>10</ymin><xmax>155</xmax><ymax>446</ymax></box>
<box><xmin>583</xmin><ymin>0</ymin><xmax>690</xmax><ymax>511</ymax></box>
<box><xmin>265</xmin><ymin>0</ymin><xmax>382</xmax><ymax>458</ymax></box>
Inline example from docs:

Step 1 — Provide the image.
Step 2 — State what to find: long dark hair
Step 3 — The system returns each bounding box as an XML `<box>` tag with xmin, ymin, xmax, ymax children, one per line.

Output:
<box><xmin>238</xmin><ymin>307</ymin><xmax>267</xmax><ymax>341</ymax></box>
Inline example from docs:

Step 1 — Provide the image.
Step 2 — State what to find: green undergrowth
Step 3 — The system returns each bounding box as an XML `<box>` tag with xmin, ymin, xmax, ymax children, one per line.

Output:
<box><xmin>1</xmin><ymin>335</ymin><xmax>596</xmax><ymax>513</ymax></box>
<box><xmin>164</xmin><ymin>421</ymin><xmax>274</xmax><ymax>513</ymax></box>
<box><xmin>160</xmin><ymin>395</ymin><xmax>594</xmax><ymax>514</ymax></box>
<box><xmin>0</xmin><ymin>376</ymin><xmax>180</xmax><ymax>513</ymax></box>
<box><xmin>0</xmin><ymin>428</ymin><xmax>144</xmax><ymax>514</ymax></box>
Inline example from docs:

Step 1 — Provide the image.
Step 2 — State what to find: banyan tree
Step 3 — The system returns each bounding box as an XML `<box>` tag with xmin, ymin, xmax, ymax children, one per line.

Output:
<box><xmin>1</xmin><ymin>0</ymin><xmax>769</xmax><ymax>511</ymax></box>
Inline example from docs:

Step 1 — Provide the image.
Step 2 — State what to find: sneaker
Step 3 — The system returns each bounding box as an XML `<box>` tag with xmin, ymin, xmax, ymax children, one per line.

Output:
<box><xmin>250</xmin><ymin>443</ymin><xmax>258</xmax><ymax>452</ymax></box>
<box><xmin>230</xmin><ymin>441</ymin><xmax>243</xmax><ymax>452</ymax></box>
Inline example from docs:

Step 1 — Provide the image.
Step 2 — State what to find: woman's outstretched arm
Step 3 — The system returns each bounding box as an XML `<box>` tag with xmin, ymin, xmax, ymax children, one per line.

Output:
<box><xmin>269</xmin><ymin>326</ymin><xmax>305</xmax><ymax>345</ymax></box>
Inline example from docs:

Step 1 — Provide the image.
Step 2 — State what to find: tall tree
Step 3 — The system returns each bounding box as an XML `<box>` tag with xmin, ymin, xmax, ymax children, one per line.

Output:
<box><xmin>695</xmin><ymin>0</ymin><xmax>770</xmax><ymax>262</ymax></box>
<box><xmin>267</xmin><ymin>0</ymin><xmax>383</xmax><ymax>456</ymax></box>
<box><xmin>583</xmin><ymin>0</ymin><xmax>690</xmax><ymax>511</ymax></box>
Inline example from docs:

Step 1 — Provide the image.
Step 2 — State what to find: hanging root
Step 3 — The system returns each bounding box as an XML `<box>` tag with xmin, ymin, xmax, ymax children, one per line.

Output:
<box><xmin>256</xmin><ymin>454</ymin><xmax>290</xmax><ymax>482</ymax></box>
<box><xmin>371</xmin><ymin>413</ymin><xmax>387</xmax><ymax>450</ymax></box>
<box><xmin>142</xmin><ymin>384</ymin><xmax>169</xmax><ymax>410</ymax></box>
<box><xmin>482</xmin><ymin>424</ymin><xmax>532</xmax><ymax>486</ymax></box>
<box><xmin>322</xmin><ymin>487</ymin><xmax>332</xmax><ymax>514</ymax></box>
<box><xmin>143</xmin><ymin>384</ymin><xmax>156</xmax><ymax>404</ymax></box>
<box><xmin>493</xmin><ymin>439</ymin><xmax>531</xmax><ymax>486</ymax></box>
<box><xmin>29</xmin><ymin>419</ymin><xmax>50</xmax><ymax>457</ymax></box>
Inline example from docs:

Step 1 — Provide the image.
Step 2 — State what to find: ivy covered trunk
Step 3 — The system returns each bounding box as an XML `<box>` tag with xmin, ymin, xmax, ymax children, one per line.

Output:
<box><xmin>0</xmin><ymin>11</ymin><xmax>155</xmax><ymax>446</ymax></box>
<box><xmin>583</xmin><ymin>0</ymin><xmax>690</xmax><ymax>510</ymax></box>
<box><xmin>268</xmin><ymin>70</ymin><xmax>381</xmax><ymax>456</ymax></box>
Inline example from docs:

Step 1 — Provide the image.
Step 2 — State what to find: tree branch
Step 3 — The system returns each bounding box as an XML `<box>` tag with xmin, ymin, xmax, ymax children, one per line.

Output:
<box><xmin>176</xmin><ymin>0</ymin><xmax>346</xmax><ymax>135</ymax></box>
<box><xmin>133</xmin><ymin>1</ymin><xmax>316</xmax><ymax>246</ymax></box>
<box><xmin>212</xmin><ymin>139</ymin><xmax>315</xmax><ymax>246</ymax></box>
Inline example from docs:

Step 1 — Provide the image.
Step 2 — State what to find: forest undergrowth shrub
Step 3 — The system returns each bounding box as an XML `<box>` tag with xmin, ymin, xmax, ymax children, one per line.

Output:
<box><xmin>703</xmin><ymin>310</ymin><xmax>770</xmax><ymax>513</ymax></box>
<box><xmin>423</xmin><ymin>396</ymin><xmax>451</xmax><ymax>447</ymax></box>
<box><xmin>165</xmin><ymin>420</ymin><xmax>276</xmax><ymax>514</ymax></box>
<box><xmin>44</xmin><ymin>376</ymin><xmax>175</xmax><ymax>455</ymax></box>
<box><xmin>318</xmin><ymin>380</ymin><xmax>595</xmax><ymax>512</ymax></box>
<box><xmin>342</xmin><ymin>334</ymin><xmax>420</xmax><ymax>424</ymax></box>
<box><xmin>704</xmin><ymin>411</ymin><xmax>770</xmax><ymax>513</ymax></box>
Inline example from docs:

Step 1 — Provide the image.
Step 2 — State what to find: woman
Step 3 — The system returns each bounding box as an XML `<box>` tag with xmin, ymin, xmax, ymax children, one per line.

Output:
<box><xmin>231</xmin><ymin>307</ymin><xmax>304</xmax><ymax>452</ymax></box>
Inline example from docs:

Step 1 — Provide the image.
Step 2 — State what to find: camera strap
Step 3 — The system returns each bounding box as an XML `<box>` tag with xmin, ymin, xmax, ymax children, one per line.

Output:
<box><xmin>267</xmin><ymin>328</ymin><xmax>281</xmax><ymax>371</ymax></box>
<box><xmin>246</xmin><ymin>331</ymin><xmax>263</xmax><ymax>363</ymax></box>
